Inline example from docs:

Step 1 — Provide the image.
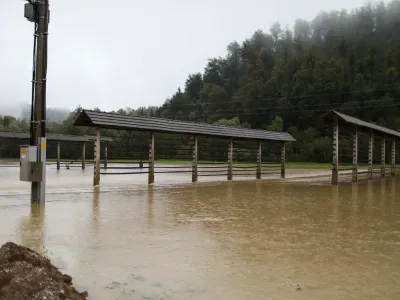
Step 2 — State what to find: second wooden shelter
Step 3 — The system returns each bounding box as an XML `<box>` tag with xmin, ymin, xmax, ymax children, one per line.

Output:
<box><xmin>323</xmin><ymin>110</ymin><xmax>400</xmax><ymax>184</ymax></box>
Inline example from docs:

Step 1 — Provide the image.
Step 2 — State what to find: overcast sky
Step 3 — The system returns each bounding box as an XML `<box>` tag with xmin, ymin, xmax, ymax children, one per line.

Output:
<box><xmin>1</xmin><ymin>0</ymin><xmax>375</xmax><ymax>114</ymax></box>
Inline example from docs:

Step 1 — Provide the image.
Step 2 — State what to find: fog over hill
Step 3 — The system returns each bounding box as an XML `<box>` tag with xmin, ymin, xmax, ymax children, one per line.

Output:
<box><xmin>0</xmin><ymin>103</ymin><xmax>70</xmax><ymax>123</ymax></box>
<box><xmin>0</xmin><ymin>104</ymin><xmax>24</xmax><ymax>118</ymax></box>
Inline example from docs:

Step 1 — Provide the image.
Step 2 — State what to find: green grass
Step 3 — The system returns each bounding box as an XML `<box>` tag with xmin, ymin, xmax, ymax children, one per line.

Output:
<box><xmin>285</xmin><ymin>162</ymin><xmax>331</xmax><ymax>169</ymax></box>
<box><xmin>0</xmin><ymin>158</ymin><xmax>394</xmax><ymax>170</ymax></box>
<box><xmin>102</xmin><ymin>160</ymin><xmax>372</xmax><ymax>170</ymax></box>
<box><xmin>105</xmin><ymin>160</ymin><xmax>369</xmax><ymax>169</ymax></box>
<box><xmin>113</xmin><ymin>159</ymin><xmax>195</xmax><ymax>165</ymax></box>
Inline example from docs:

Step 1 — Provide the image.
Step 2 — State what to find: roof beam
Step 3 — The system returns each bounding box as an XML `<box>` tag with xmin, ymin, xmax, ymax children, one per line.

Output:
<box><xmin>74</xmin><ymin>110</ymin><xmax>296</xmax><ymax>142</ymax></box>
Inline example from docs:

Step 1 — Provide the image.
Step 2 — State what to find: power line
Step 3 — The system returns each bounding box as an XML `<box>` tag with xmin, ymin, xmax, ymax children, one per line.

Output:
<box><xmin>168</xmin><ymin>103</ymin><xmax>399</xmax><ymax>120</ymax></box>
<box><xmin>160</xmin><ymin>86</ymin><xmax>400</xmax><ymax>108</ymax></box>
<box><xmin>128</xmin><ymin>93</ymin><xmax>399</xmax><ymax>116</ymax></box>
<box><xmin>188</xmin><ymin>97</ymin><xmax>400</xmax><ymax>114</ymax></box>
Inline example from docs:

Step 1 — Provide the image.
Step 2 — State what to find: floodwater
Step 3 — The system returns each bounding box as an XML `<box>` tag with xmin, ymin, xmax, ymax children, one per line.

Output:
<box><xmin>0</xmin><ymin>164</ymin><xmax>400</xmax><ymax>300</ymax></box>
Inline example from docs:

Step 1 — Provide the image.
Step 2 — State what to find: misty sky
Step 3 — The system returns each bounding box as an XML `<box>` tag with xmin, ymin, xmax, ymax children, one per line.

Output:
<box><xmin>1</xmin><ymin>0</ymin><xmax>376</xmax><ymax>114</ymax></box>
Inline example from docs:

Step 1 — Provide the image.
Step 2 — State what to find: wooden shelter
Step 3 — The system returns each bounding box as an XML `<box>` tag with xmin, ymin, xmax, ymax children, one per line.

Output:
<box><xmin>74</xmin><ymin>109</ymin><xmax>296</xmax><ymax>186</ymax></box>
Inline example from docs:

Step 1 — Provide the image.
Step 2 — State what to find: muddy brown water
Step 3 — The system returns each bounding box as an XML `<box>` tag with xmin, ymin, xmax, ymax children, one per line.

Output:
<box><xmin>0</xmin><ymin>164</ymin><xmax>399</xmax><ymax>300</ymax></box>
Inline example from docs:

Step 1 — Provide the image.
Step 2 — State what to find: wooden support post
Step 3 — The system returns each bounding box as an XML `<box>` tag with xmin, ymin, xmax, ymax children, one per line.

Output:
<box><xmin>81</xmin><ymin>143</ymin><xmax>86</xmax><ymax>170</ymax></box>
<box><xmin>352</xmin><ymin>126</ymin><xmax>358</xmax><ymax>182</ymax></box>
<box><xmin>368</xmin><ymin>131</ymin><xmax>373</xmax><ymax>179</ymax></box>
<box><xmin>56</xmin><ymin>141</ymin><xmax>60</xmax><ymax>170</ymax></box>
<box><xmin>256</xmin><ymin>141</ymin><xmax>262</xmax><ymax>180</ymax></box>
<box><xmin>228</xmin><ymin>139</ymin><xmax>233</xmax><ymax>181</ymax></box>
<box><xmin>391</xmin><ymin>137</ymin><xmax>396</xmax><ymax>176</ymax></box>
<box><xmin>139</xmin><ymin>160</ymin><xmax>143</xmax><ymax>168</ymax></box>
<box><xmin>281</xmin><ymin>142</ymin><xmax>286</xmax><ymax>178</ymax></box>
<box><xmin>381</xmin><ymin>135</ymin><xmax>386</xmax><ymax>177</ymax></box>
<box><xmin>104</xmin><ymin>144</ymin><xmax>108</xmax><ymax>169</ymax></box>
<box><xmin>148</xmin><ymin>133</ymin><xmax>155</xmax><ymax>184</ymax></box>
<box><xmin>93</xmin><ymin>128</ymin><xmax>101</xmax><ymax>186</ymax></box>
<box><xmin>332</xmin><ymin>117</ymin><xmax>339</xmax><ymax>185</ymax></box>
<box><xmin>192</xmin><ymin>136</ymin><xmax>198</xmax><ymax>183</ymax></box>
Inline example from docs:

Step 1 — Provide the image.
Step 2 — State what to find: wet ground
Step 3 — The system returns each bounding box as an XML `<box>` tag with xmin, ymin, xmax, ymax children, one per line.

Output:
<box><xmin>0</xmin><ymin>164</ymin><xmax>399</xmax><ymax>300</ymax></box>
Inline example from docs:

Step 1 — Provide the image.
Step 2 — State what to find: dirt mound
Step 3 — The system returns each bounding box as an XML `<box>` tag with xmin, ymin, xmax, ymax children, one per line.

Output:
<box><xmin>0</xmin><ymin>242</ymin><xmax>88</xmax><ymax>300</ymax></box>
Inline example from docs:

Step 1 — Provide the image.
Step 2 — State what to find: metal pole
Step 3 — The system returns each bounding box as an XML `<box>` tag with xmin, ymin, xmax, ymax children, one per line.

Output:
<box><xmin>82</xmin><ymin>142</ymin><xmax>86</xmax><ymax>170</ymax></box>
<box><xmin>31</xmin><ymin>0</ymin><xmax>49</xmax><ymax>204</ymax></box>
<box><xmin>56</xmin><ymin>141</ymin><xmax>60</xmax><ymax>170</ymax></box>
<box><xmin>192</xmin><ymin>136</ymin><xmax>198</xmax><ymax>183</ymax></box>
<box><xmin>368</xmin><ymin>131</ymin><xmax>373</xmax><ymax>179</ymax></box>
<box><xmin>281</xmin><ymin>142</ymin><xmax>286</xmax><ymax>179</ymax></box>
<box><xmin>256</xmin><ymin>141</ymin><xmax>261</xmax><ymax>180</ymax></box>
<box><xmin>352</xmin><ymin>126</ymin><xmax>358</xmax><ymax>182</ymax></box>
<box><xmin>332</xmin><ymin>116</ymin><xmax>339</xmax><ymax>185</ymax></box>
<box><xmin>93</xmin><ymin>128</ymin><xmax>101</xmax><ymax>186</ymax></box>
<box><xmin>381</xmin><ymin>135</ymin><xmax>386</xmax><ymax>177</ymax></box>
<box><xmin>391</xmin><ymin>137</ymin><xmax>396</xmax><ymax>176</ymax></box>
<box><xmin>148</xmin><ymin>133</ymin><xmax>155</xmax><ymax>184</ymax></box>
<box><xmin>228</xmin><ymin>139</ymin><xmax>233</xmax><ymax>181</ymax></box>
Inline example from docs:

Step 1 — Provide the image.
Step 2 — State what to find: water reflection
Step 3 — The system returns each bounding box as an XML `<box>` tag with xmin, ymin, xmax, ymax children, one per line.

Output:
<box><xmin>380</xmin><ymin>179</ymin><xmax>386</xmax><ymax>215</ymax></box>
<box><xmin>92</xmin><ymin>187</ymin><xmax>100</xmax><ymax>233</ymax></box>
<box><xmin>367</xmin><ymin>181</ymin><xmax>374</xmax><ymax>220</ymax></box>
<box><xmin>331</xmin><ymin>185</ymin><xmax>339</xmax><ymax>226</ymax></box>
<box><xmin>19</xmin><ymin>203</ymin><xmax>46</xmax><ymax>254</ymax></box>
<box><xmin>147</xmin><ymin>186</ymin><xmax>154</xmax><ymax>228</ymax></box>
<box><xmin>381</xmin><ymin>178</ymin><xmax>386</xmax><ymax>199</ymax></box>
<box><xmin>351</xmin><ymin>183</ymin><xmax>358</xmax><ymax>216</ymax></box>
<box><xmin>391</xmin><ymin>177</ymin><xmax>396</xmax><ymax>203</ymax></box>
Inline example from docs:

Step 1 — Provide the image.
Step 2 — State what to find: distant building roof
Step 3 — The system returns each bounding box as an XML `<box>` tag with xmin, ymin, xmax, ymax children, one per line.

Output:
<box><xmin>322</xmin><ymin>110</ymin><xmax>400</xmax><ymax>138</ymax></box>
<box><xmin>74</xmin><ymin>109</ymin><xmax>296</xmax><ymax>142</ymax></box>
<box><xmin>0</xmin><ymin>131</ymin><xmax>113</xmax><ymax>142</ymax></box>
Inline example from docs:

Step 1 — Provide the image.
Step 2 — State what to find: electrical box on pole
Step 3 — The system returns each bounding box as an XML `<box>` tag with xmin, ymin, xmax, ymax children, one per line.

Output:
<box><xmin>20</xmin><ymin>145</ymin><xmax>43</xmax><ymax>182</ymax></box>
<box><xmin>24</xmin><ymin>3</ymin><xmax>36</xmax><ymax>22</ymax></box>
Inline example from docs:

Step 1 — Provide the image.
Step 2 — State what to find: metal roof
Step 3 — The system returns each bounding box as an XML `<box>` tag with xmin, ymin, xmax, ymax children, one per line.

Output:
<box><xmin>0</xmin><ymin>131</ymin><xmax>113</xmax><ymax>142</ymax></box>
<box><xmin>322</xmin><ymin>110</ymin><xmax>400</xmax><ymax>138</ymax></box>
<box><xmin>74</xmin><ymin>110</ymin><xmax>296</xmax><ymax>142</ymax></box>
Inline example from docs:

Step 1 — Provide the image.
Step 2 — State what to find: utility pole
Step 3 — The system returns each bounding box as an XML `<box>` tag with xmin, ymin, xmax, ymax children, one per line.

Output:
<box><xmin>24</xmin><ymin>0</ymin><xmax>50</xmax><ymax>203</ymax></box>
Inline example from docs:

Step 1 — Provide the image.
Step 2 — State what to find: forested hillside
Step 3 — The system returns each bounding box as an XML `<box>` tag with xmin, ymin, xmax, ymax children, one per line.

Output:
<box><xmin>160</xmin><ymin>0</ymin><xmax>400</xmax><ymax>126</ymax></box>
<box><xmin>1</xmin><ymin>0</ymin><xmax>400</xmax><ymax>162</ymax></box>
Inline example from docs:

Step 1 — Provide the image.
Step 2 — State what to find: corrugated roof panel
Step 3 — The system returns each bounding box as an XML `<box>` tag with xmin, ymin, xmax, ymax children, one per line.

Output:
<box><xmin>74</xmin><ymin>110</ymin><xmax>296</xmax><ymax>142</ymax></box>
